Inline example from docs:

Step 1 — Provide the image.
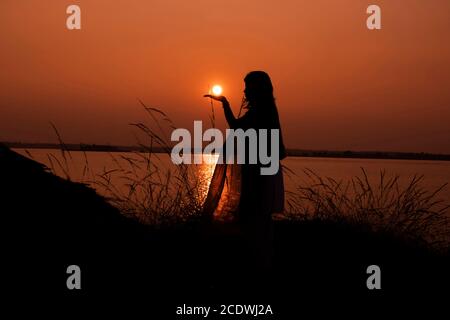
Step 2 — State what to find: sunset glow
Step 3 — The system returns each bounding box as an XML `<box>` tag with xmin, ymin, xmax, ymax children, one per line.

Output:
<box><xmin>1</xmin><ymin>1</ymin><xmax>450</xmax><ymax>153</ymax></box>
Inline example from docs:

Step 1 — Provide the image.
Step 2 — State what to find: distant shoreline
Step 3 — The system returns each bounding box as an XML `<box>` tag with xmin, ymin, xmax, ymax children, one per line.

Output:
<box><xmin>3</xmin><ymin>142</ymin><xmax>450</xmax><ymax>162</ymax></box>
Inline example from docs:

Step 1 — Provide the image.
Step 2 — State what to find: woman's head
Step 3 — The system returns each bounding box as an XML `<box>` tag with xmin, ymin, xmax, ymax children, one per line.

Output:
<box><xmin>243</xmin><ymin>71</ymin><xmax>275</xmax><ymax>108</ymax></box>
<box><xmin>242</xmin><ymin>71</ymin><xmax>286</xmax><ymax>158</ymax></box>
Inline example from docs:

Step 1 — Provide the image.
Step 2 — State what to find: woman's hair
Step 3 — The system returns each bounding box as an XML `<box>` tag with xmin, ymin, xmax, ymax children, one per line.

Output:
<box><xmin>242</xmin><ymin>71</ymin><xmax>276</xmax><ymax>111</ymax></box>
<box><xmin>240</xmin><ymin>71</ymin><xmax>286</xmax><ymax>159</ymax></box>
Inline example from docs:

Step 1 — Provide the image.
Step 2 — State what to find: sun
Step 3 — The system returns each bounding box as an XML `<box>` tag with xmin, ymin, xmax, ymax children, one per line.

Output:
<box><xmin>211</xmin><ymin>85</ymin><xmax>223</xmax><ymax>96</ymax></box>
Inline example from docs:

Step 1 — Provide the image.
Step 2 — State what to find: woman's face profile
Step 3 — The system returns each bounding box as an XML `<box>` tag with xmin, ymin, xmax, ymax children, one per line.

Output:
<box><xmin>244</xmin><ymin>82</ymin><xmax>258</xmax><ymax>103</ymax></box>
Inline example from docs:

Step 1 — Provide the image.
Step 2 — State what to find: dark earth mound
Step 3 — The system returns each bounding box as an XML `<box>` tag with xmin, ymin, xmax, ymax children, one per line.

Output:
<box><xmin>1</xmin><ymin>144</ymin><xmax>448</xmax><ymax>315</ymax></box>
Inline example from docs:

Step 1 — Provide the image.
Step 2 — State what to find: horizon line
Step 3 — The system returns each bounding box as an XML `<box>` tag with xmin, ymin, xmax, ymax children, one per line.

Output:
<box><xmin>2</xmin><ymin>141</ymin><xmax>450</xmax><ymax>161</ymax></box>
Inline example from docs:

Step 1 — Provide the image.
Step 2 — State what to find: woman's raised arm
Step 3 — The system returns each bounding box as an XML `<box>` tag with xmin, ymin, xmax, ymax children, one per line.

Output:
<box><xmin>204</xmin><ymin>95</ymin><xmax>239</xmax><ymax>129</ymax></box>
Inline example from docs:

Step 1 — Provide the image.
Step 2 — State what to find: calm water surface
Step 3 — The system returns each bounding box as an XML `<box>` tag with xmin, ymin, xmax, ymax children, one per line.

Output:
<box><xmin>15</xmin><ymin>149</ymin><xmax>450</xmax><ymax>207</ymax></box>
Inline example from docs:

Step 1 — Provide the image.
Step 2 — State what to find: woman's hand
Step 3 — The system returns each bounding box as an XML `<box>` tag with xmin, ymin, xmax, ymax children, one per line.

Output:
<box><xmin>203</xmin><ymin>94</ymin><xmax>228</xmax><ymax>104</ymax></box>
<box><xmin>204</xmin><ymin>94</ymin><xmax>236</xmax><ymax>127</ymax></box>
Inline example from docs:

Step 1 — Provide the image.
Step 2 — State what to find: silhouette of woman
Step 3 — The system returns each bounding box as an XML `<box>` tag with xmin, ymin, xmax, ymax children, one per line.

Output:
<box><xmin>204</xmin><ymin>71</ymin><xmax>286</xmax><ymax>269</ymax></box>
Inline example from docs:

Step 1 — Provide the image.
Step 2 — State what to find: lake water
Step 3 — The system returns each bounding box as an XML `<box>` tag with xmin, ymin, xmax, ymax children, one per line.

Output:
<box><xmin>15</xmin><ymin>149</ymin><xmax>450</xmax><ymax>214</ymax></box>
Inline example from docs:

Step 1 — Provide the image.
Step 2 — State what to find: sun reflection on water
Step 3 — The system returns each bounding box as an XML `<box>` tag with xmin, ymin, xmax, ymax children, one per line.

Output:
<box><xmin>194</xmin><ymin>154</ymin><xmax>220</xmax><ymax>201</ymax></box>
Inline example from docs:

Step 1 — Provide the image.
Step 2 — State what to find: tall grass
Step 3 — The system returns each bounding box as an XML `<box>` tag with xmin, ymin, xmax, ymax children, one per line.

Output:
<box><xmin>93</xmin><ymin>103</ymin><xmax>207</xmax><ymax>225</ymax></box>
<box><xmin>39</xmin><ymin>103</ymin><xmax>450</xmax><ymax>249</ymax></box>
<box><xmin>284</xmin><ymin>168</ymin><xmax>450</xmax><ymax>250</ymax></box>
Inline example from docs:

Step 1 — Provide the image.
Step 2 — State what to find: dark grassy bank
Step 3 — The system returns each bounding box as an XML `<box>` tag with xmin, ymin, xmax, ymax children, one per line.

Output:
<box><xmin>1</xmin><ymin>144</ymin><xmax>449</xmax><ymax>313</ymax></box>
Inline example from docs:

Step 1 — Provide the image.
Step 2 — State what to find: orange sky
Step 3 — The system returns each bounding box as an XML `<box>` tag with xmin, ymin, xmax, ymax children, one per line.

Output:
<box><xmin>1</xmin><ymin>0</ymin><xmax>450</xmax><ymax>153</ymax></box>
